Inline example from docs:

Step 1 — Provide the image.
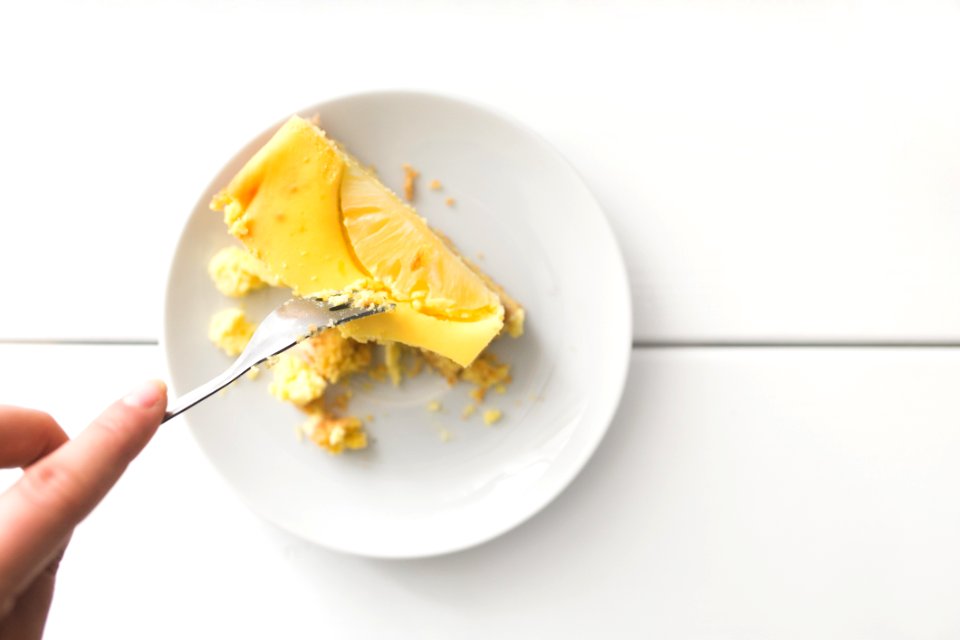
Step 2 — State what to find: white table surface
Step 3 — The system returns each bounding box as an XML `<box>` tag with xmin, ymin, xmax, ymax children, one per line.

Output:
<box><xmin>2</xmin><ymin>1</ymin><xmax>959</xmax><ymax>638</ymax></box>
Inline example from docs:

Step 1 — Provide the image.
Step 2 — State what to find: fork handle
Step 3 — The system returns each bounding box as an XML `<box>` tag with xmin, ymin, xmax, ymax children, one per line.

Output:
<box><xmin>162</xmin><ymin>366</ymin><xmax>247</xmax><ymax>423</ymax></box>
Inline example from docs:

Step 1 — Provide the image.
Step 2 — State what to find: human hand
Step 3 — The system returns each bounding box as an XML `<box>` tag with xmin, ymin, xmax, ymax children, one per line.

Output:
<box><xmin>0</xmin><ymin>381</ymin><xmax>167</xmax><ymax>639</ymax></box>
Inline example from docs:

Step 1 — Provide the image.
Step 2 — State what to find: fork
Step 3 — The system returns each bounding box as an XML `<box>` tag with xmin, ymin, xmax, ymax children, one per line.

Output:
<box><xmin>162</xmin><ymin>296</ymin><xmax>392</xmax><ymax>423</ymax></box>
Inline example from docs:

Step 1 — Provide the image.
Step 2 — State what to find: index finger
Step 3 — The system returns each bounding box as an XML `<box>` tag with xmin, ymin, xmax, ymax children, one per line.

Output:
<box><xmin>0</xmin><ymin>381</ymin><xmax>167</xmax><ymax>600</ymax></box>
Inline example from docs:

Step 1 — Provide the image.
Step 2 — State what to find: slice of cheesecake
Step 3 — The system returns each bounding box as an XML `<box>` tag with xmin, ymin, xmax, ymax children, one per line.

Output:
<box><xmin>210</xmin><ymin>116</ymin><xmax>506</xmax><ymax>367</ymax></box>
<box><xmin>208</xmin><ymin>115</ymin><xmax>525</xmax><ymax>454</ymax></box>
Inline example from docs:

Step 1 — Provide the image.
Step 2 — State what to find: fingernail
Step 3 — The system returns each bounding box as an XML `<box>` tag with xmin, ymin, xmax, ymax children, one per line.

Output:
<box><xmin>123</xmin><ymin>380</ymin><xmax>166</xmax><ymax>409</ymax></box>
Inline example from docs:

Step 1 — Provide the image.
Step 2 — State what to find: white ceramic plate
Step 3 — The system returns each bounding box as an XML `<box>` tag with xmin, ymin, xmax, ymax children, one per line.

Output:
<box><xmin>163</xmin><ymin>91</ymin><xmax>631</xmax><ymax>558</ymax></box>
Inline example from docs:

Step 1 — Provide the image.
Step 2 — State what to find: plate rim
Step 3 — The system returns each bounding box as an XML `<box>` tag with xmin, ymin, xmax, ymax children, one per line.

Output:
<box><xmin>161</xmin><ymin>88</ymin><xmax>633</xmax><ymax>558</ymax></box>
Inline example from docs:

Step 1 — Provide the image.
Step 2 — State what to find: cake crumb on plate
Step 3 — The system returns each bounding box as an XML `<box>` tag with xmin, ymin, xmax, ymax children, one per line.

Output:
<box><xmin>402</xmin><ymin>163</ymin><xmax>420</xmax><ymax>201</ymax></box>
<box><xmin>482</xmin><ymin>409</ymin><xmax>503</xmax><ymax>425</ymax></box>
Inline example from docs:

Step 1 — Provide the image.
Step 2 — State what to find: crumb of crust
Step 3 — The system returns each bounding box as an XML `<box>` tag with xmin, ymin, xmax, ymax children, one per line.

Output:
<box><xmin>308</xmin><ymin>113</ymin><xmax>321</xmax><ymax>126</ymax></box>
<box><xmin>246</xmin><ymin>365</ymin><xmax>261</xmax><ymax>381</ymax></box>
<box><xmin>429</xmin><ymin>179</ymin><xmax>442</xmax><ymax>191</ymax></box>
<box><xmin>426</xmin><ymin>400</ymin><xmax>442</xmax><ymax>412</ymax></box>
<box><xmin>494</xmin><ymin>383</ymin><xmax>507</xmax><ymax>394</ymax></box>
<box><xmin>350</xmin><ymin>288</ymin><xmax>390</xmax><ymax>308</ymax></box>
<box><xmin>385</xmin><ymin>342</ymin><xmax>403</xmax><ymax>386</ymax></box>
<box><xmin>208</xmin><ymin>307</ymin><xmax>256</xmax><ymax>357</ymax></box>
<box><xmin>208</xmin><ymin>246</ymin><xmax>275</xmax><ymax>297</ymax></box>
<box><xmin>365</xmin><ymin>414</ymin><xmax>374</xmax><ymax>422</ymax></box>
<box><xmin>482</xmin><ymin>409</ymin><xmax>503</xmax><ymax>426</ymax></box>
<box><xmin>311</xmin><ymin>288</ymin><xmax>389</xmax><ymax>310</ymax></box>
<box><xmin>462</xmin><ymin>403</ymin><xmax>476</xmax><ymax>419</ymax></box>
<box><xmin>301</xmin><ymin>329</ymin><xmax>373</xmax><ymax>383</ymax></box>
<box><xmin>402</xmin><ymin>163</ymin><xmax>420</xmax><ymax>202</ymax></box>
<box><xmin>445</xmin><ymin>197</ymin><xmax>456</xmax><ymax>207</ymax></box>
<box><xmin>268</xmin><ymin>351</ymin><xmax>327</xmax><ymax>406</ymax></box>
<box><xmin>406</xmin><ymin>350</ymin><xmax>424</xmax><ymax>377</ymax></box>
<box><xmin>367</xmin><ymin>364</ymin><xmax>389</xmax><ymax>382</ymax></box>
<box><xmin>420</xmin><ymin>350</ymin><xmax>461</xmax><ymax>384</ymax></box>
<box><xmin>439</xmin><ymin>428</ymin><xmax>452</xmax><ymax>442</ymax></box>
<box><xmin>330</xmin><ymin>392</ymin><xmax>351</xmax><ymax>413</ymax></box>
<box><xmin>319</xmin><ymin>291</ymin><xmax>350</xmax><ymax>308</ymax></box>
<box><xmin>462</xmin><ymin>353</ymin><xmax>512</xmax><ymax>394</ymax></box>
<box><xmin>299</xmin><ymin>411</ymin><xmax>367</xmax><ymax>454</ymax></box>
<box><xmin>420</xmin><ymin>351</ymin><xmax>512</xmax><ymax>402</ymax></box>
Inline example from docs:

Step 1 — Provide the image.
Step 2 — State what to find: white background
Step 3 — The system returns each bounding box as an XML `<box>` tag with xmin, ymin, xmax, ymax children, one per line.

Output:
<box><xmin>1</xmin><ymin>0</ymin><xmax>959</xmax><ymax>638</ymax></box>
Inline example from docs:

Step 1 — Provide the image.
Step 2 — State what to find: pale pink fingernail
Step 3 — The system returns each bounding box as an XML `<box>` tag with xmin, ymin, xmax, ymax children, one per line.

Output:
<box><xmin>123</xmin><ymin>380</ymin><xmax>166</xmax><ymax>409</ymax></box>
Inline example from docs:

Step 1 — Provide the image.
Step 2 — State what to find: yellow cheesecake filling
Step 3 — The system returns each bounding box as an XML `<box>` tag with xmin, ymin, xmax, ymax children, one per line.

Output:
<box><xmin>210</xmin><ymin>116</ymin><xmax>504</xmax><ymax>367</ymax></box>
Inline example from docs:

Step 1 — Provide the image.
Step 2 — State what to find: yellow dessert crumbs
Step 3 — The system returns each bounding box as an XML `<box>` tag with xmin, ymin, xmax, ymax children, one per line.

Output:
<box><xmin>207</xmin><ymin>306</ymin><xmax>520</xmax><ymax>453</ymax></box>
<box><xmin>385</xmin><ymin>342</ymin><xmax>403</xmax><ymax>386</ymax></box>
<box><xmin>461</xmin><ymin>353</ymin><xmax>512</xmax><ymax>400</ymax></box>
<box><xmin>268</xmin><ymin>352</ymin><xmax>327</xmax><ymax>406</ymax></box>
<box><xmin>420</xmin><ymin>351</ymin><xmax>512</xmax><ymax>402</ymax></box>
<box><xmin>420</xmin><ymin>351</ymin><xmax>461</xmax><ymax>384</ymax></box>
<box><xmin>206</xmin><ymin>159</ymin><xmax>526</xmax><ymax>454</ymax></box>
<box><xmin>300</xmin><ymin>411</ymin><xmax>366</xmax><ymax>454</ymax></box>
<box><xmin>402</xmin><ymin>163</ymin><xmax>419</xmax><ymax>201</ymax></box>
<box><xmin>246</xmin><ymin>365</ymin><xmax>261</xmax><ymax>381</ymax></box>
<box><xmin>316</xmin><ymin>288</ymin><xmax>390</xmax><ymax>315</ymax></box>
<box><xmin>482</xmin><ymin>409</ymin><xmax>503</xmax><ymax>426</ymax></box>
<box><xmin>368</xmin><ymin>364</ymin><xmax>389</xmax><ymax>382</ymax></box>
<box><xmin>301</xmin><ymin>329</ymin><xmax>373</xmax><ymax>383</ymax></box>
<box><xmin>208</xmin><ymin>308</ymin><xmax>256</xmax><ymax>356</ymax></box>
<box><xmin>406</xmin><ymin>350</ymin><xmax>424</xmax><ymax>377</ymax></box>
<box><xmin>208</xmin><ymin>246</ymin><xmax>275</xmax><ymax>297</ymax></box>
<box><xmin>330</xmin><ymin>391</ymin><xmax>352</xmax><ymax>413</ymax></box>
